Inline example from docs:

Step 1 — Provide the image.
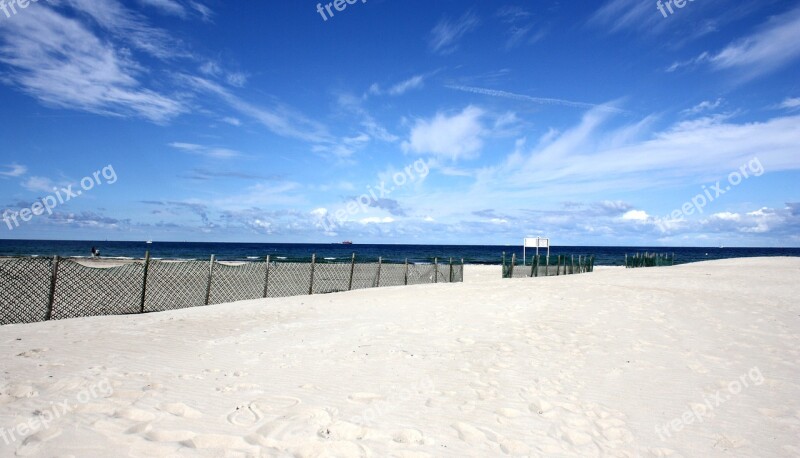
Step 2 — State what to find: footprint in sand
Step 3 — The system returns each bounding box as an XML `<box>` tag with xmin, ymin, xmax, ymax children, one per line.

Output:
<box><xmin>226</xmin><ymin>403</ymin><xmax>264</xmax><ymax>427</ymax></box>
<box><xmin>452</xmin><ymin>422</ymin><xmax>486</xmax><ymax>446</ymax></box>
<box><xmin>158</xmin><ymin>402</ymin><xmax>202</xmax><ymax>419</ymax></box>
<box><xmin>16</xmin><ymin>348</ymin><xmax>49</xmax><ymax>358</ymax></box>
<box><xmin>347</xmin><ymin>392</ymin><xmax>384</xmax><ymax>404</ymax></box>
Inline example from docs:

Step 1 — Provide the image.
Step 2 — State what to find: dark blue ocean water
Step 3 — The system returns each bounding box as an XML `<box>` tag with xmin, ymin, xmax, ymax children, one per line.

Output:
<box><xmin>0</xmin><ymin>240</ymin><xmax>797</xmax><ymax>265</ymax></box>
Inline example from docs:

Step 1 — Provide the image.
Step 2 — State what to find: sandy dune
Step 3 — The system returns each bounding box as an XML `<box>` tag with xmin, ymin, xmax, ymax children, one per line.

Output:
<box><xmin>1</xmin><ymin>257</ymin><xmax>798</xmax><ymax>457</ymax></box>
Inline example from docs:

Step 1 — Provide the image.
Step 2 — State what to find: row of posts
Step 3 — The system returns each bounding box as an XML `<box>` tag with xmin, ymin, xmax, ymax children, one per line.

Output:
<box><xmin>624</xmin><ymin>252</ymin><xmax>675</xmax><ymax>268</ymax></box>
<box><xmin>502</xmin><ymin>253</ymin><xmax>595</xmax><ymax>278</ymax></box>
<box><xmin>42</xmin><ymin>252</ymin><xmax>464</xmax><ymax>321</ymax></box>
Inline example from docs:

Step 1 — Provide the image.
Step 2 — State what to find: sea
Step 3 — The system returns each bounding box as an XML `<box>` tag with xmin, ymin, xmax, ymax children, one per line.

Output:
<box><xmin>0</xmin><ymin>240</ymin><xmax>798</xmax><ymax>266</ymax></box>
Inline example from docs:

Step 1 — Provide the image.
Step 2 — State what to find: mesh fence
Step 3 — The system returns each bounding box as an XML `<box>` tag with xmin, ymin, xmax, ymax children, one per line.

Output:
<box><xmin>210</xmin><ymin>262</ymin><xmax>265</xmax><ymax>305</ymax></box>
<box><xmin>350</xmin><ymin>263</ymin><xmax>379</xmax><ymax>290</ymax></box>
<box><xmin>51</xmin><ymin>260</ymin><xmax>144</xmax><ymax>320</ymax></box>
<box><xmin>267</xmin><ymin>262</ymin><xmax>312</xmax><ymax>298</ymax></box>
<box><xmin>0</xmin><ymin>257</ymin><xmax>53</xmax><ymax>325</ymax></box>
<box><xmin>0</xmin><ymin>256</ymin><xmax>465</xmax><ymax>325</ymax></box>
<box><xmin>502</xmin><ymin>255</ymin><xmax>595</xmax><ymax>279</ymax></box>
<box><xmin>625</xmin><ymin>252</ymin><xmax>675</xmax><ymax>268</ymax></box>
<box><xmin>311</xmin><ymin>263</ymin><xmax>351</xmax><ymax>294</ymax></box>
<box><xmin>144</xmin><ymin>260</ymin><xmax>208</xmax><ymax>312</ymax></box>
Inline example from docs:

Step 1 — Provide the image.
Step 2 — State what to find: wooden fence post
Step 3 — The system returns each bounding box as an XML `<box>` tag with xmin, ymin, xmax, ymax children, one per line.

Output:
<box><xmin>502</xmin><ymin>252</ymin><xmax>506</xmax><ymax>278</ymax></box>
<box><xmin>204</xmin><ymin>254</ymin><xmax>215</xmax><ymax>305</ymax></box>
<box><xmin>509</xmin><ymin>254</ymin><xmax>515</xmax><ymax>278</ymax></box>
<box><xmin>449</xmin><ymin>257</ymin><xmax>453</xmax><ymax>282</ymax></box>
<box><xmin>404</xmin><ymin>258</ymin><xmax>409</xmax><ymax>285</ymax></box>
<box><xmin>348</xmin><ymin>253</ymin><xmax>355</xmax><ymax>291</ymax></box>
<box><xmin>45</xmin><ymin>255</ymin><xmax>60</xmax><ymax>321</ymax></box>
<box><xmin>309</xmin><ymin>254</ymin><xmax>316</xmax><ymax>295</ymax></box>
<box><xmin>139</xmin><ymin>250</ymin><xmax>151</xmax><ymax>313</ymax></box>
<box><xmin>461</xmin><ymin>258</ymin><xmax>464</xmax><ymax>282</ymax></box>
<box><xmin>530</xmin><ymin>254</ymin><xmax>537</xmax><ymax>277</ymax></box>
<box><xmin>263</xmin><ymin>255</ymin><xmax>271</xmax><ymax>298</ymax></box>
<box><xmin>434</xmin><ymin>257</ymin><xmax>438</xmax><ymax>283</ymax></box>
<box><xmin>376</xmin><ymin>256</ymin><xmax>382</xmax><ymax>287</ymax></box>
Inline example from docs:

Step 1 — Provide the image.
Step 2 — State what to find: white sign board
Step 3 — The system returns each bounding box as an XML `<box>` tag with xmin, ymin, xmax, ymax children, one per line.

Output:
<box><xmin>524</xmin><ymin>237</ymin><xmax>549</xmax><ymax>248</ymax></box>
<box><xmin>523</xmin><ymin>237</ymin><xmax>550</xmax><ymax>263</ymax></box>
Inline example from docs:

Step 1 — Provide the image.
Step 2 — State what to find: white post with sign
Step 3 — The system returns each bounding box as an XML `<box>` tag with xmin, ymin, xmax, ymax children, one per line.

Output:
<box><xmin>523</xmin><ymin>237</ymin><xmax>550</xmax><ymax>264</ymax></box>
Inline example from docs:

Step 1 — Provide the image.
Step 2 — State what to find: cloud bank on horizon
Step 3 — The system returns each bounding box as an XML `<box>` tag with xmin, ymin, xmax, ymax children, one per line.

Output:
<box><xmin>0</xmin><ymin>0</ymin><xmax>798</xmax><ymax>246</ymax></box>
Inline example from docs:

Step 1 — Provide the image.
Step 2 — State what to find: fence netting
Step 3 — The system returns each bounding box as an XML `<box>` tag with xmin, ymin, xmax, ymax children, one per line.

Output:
<box><xmin>502</xmin><ymin>255</ymin><xmax>595</xmax><ymax>279</ymax></box>
<box><xmin>52</xmin><ymin>260</ymin><xmax>143</xmax><ymax>320</ymax></box>
<box><xmin>0</xmin><ymin>256</ymin><xmax>465</xmax><ymax>325</ymax></box>
<box><xmin>0</xmin><ymin>257</ymin><xmax>52</xmax><ymax>324</ymax></box>
<box><xmin>625</xmin><ymin>252</ymin><xmax>674</xmax><ymax>268</ymax></box>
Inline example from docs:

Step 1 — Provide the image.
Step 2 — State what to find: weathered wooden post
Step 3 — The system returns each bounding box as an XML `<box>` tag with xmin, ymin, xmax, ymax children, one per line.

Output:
<box><xmin>204</xmin><ymin>254</ymin><xmax>215</xmax><ymax>305</ymax></box>
<box><xmin>348</xmin><ymin>253</ymin><xmax>355</xmax><ymax>291</ymax></box>
<box><xmin>139</xmin><ymin>250</ymin><xmax>151</xmax><ymax>313</ymax></box>
<box><xmin>376</xmin><ymin>256</ymin><xmax>382</xmax><ymax>287</ymax></box>
<box><xmin>45</xmin><ymin>255</ymin><xmax>60</xmax><ymax>321</ymax></box>
<box><xmin>502</xmin><ymin>252</ymin><xmax>506</xmax><ymax>278</ymax></box>
<box><xmin>461</xmin><ymin>258</ymin><xmax>465</xmax><ymax>282</ymax></box>
<box><xmin>509</xmin><ymin>253</ymin><xmax>515</xmax><ymax>278</ymax></box>
<box><xmin>262</xmin><ymin>255</ymin><xmax>271</xmax><ymax>298</ymax></box>
<box><xmin>404</xmin><ymin>258</ymin><xmax>409</xmax><ymax>285</ymax></box>
<box><xmin>449</xmin><ymin>257</ymin><xmax>453</xmax><ymax>282</ymax></box>
<box><xmin>309</xmin><ymin>254</ymin><xmax>316</xmax><ymax>295</ymax></box>
<box><xmin>433</xmin><ymin>257</ymin><xmax>438</xmax><ymax>283</ymax></box>
<box><xmin>530</xmin><ymin>254</ymin><xmax>537</xmax><ymax>277</ymax></box>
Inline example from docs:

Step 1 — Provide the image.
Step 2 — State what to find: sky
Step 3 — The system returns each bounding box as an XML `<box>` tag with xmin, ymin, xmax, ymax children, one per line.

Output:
<box><xmin>0</xmin><ymin>0</ymin><xmax>798</xmax><ymax>246</ymax></box>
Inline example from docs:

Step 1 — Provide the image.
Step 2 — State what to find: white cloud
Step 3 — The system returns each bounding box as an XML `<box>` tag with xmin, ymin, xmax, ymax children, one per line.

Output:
<box><xmin>622</xmin><ymin>210</ymin><xmax>649</xmax><ymax>221</ymax></box>
<box><xmin>402</xmin><ymin>106</ymin><xmax>485</xmax><ymax>161</ymax></box>
<box><xmin>168</xmin><ymin>142</ymin><xmax>240</xmax><ymax>159</ymax></box>
<box><xmin>681</xmin><ymin>99</ymin><xmax>723</xmax><ymax>116</ymax></box>
<box><xmin>0</xmin><ymin>4</ymin><xmax>185</xmax><ymax>123</ymax></box>
<box><xmin>23</xmin><ymin>176</ymin><xmax>55</xmax><ymax>193</ymax></box>
<box><xmin>389</xmin><ymin>75</ymin><xmax>426</xmax><ymax>96</ymax></box>
<box><xmin>185</xmin><ymin>76</ymin><xmax>332</xmax><ymax>144</ymax></box>
<box><xmin>137</xmin><ymin>0</ymin><xmax>187</xmax><ymax>17</ymax></box>
<box><xmin>446</xmin><ymin>85</ymin><xmax>626</xmax><ymax>114</ymax></box>
<box><xmin>674</xmin><ymin>7</ymin><xmax>800</xmax><ymax>79</ymax></box>
<box><xmin>780</xmin><ymin>97</ymin><xmax>800</xmax><ymax>110</ymax></box>
<box><xmin>0</xmin><ymin>164</ymin><xmax>27</xmax><ymax>178</ymax></box>
<box><xmin>429</xmin><ymin>10</ymin><xmax>479</xmax><ymax>55</ymax></box>
<box><xmin>222</xmin><ymin>117</ymin><xmax>241</xmax><ymax>126</ymax></box>
<box><xmin>360</xmin><ymin>217</ymin><xmax>395</xmax><ymax>224</ymax></box>
<box><xmin>709</xmin><ymin>7</ymin><xmax>800</xmax><ymax>75</ymax></box>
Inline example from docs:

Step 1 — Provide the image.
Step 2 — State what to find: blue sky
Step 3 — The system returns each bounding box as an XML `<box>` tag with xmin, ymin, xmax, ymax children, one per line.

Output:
<box><xmin>0</xmin><ymin>0</ymin><xmax>798</xmax><ymax>246</ymax></box>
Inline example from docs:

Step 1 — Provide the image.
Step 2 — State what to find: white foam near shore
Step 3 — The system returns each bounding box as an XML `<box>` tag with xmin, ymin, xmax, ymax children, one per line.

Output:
<box><xmin>0</xmin><ymin>257</ymin><xmax>798</xmax><ymax>456</ymax></box>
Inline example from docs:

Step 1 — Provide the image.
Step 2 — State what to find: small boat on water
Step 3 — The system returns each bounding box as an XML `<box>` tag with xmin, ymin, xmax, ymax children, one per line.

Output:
<box><xmin>341</xmin><ymin>241</ymin><xmax>353</xmax><ymax>245</ymax></box>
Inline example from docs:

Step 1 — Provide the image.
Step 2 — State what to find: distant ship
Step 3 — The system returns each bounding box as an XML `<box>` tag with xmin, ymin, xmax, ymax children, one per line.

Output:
<box><xmin>341</xmin><ymin>241</ymin><xmax>353</xmax><ymax>245</ymax></box>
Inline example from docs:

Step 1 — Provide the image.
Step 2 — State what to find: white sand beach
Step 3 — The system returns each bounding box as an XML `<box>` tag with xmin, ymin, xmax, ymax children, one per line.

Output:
<box><xmin>1</xmin><ymin>257</ymin><xmax>798</xmax><ymax>457</ymax></box>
